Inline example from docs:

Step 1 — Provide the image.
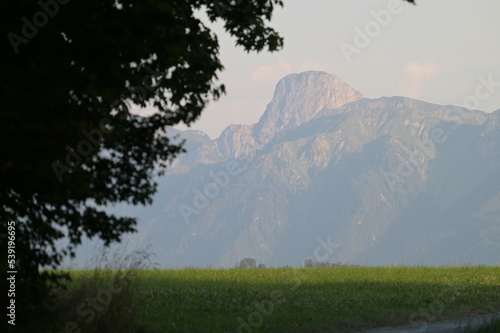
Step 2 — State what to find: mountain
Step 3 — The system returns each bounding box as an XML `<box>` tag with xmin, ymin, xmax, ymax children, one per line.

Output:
<box><xmin>90</xmin><ymin>71</ymin><xmax>500</xmax><ymax>268</ymax></box>
<box><xmin>172</xmin><ymin>71</ymin><xmax>363</xmax><ymax>165</ymax></box>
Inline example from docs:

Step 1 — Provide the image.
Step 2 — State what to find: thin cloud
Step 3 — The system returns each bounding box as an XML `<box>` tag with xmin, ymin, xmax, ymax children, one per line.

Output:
<box><xmin>251</xmin><ymin>58</ymin><xmax>293</xmax><ymax>83</ymax></box>
<box><xmin>403</xmin><ymin>59</ymin><xmax>440</xmax><ymax>98</ymax></box>
<box><xmin>251</xmin><ymin>58</ymin><xmax>332</xmax><ymax>84</ymax></box>
<box><xmin>298</xmin><ymin>60</ymin><xmax>332</xmax><ymax>73</ymax></box>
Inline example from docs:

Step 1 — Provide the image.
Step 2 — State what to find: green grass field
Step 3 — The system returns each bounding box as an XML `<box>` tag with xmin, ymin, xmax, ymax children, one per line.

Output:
<box><xmin>65</xmin><ymin>266</ymin><xmax>500</xmax><ymax>333</ymax></box>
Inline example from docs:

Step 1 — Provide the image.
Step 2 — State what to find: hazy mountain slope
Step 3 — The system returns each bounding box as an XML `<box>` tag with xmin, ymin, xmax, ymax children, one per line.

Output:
<box><xmin>97</xmin><ymin>71</ymin><xmax>499</xmax><ymax>268</ymax></box>
<box><xmin>362</xmin><ymin>114</ymin><xmax>500</xmax><ymax>265</ymax></box>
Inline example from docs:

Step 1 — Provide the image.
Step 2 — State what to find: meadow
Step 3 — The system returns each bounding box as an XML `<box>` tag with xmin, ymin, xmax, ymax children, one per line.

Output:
<box><xmin>59</xmin><ymin>266</ymin><xmax>500</xmax><ymax>333</ymax></box>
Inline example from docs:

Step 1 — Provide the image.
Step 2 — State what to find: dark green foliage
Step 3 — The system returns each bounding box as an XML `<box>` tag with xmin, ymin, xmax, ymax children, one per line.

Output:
<box><xmin>239</xmin><ymin>257</ymin><xmax>257</xmax><ymax>269</ymax></box>
<box><xmin>1</xmin><ymin>0</ymin><xmax>283</xmax><ymax>330</ymax></box>
<box><xmin>473</xmin><ymin>319</ymin><xmax>500</xmax><ymax>333</ymax></box>
<box><xmin>44</xmin><ymin>248</ymin><xmax>152</xmax><ymax>333</ymax></box>
<box><xmin>47</xmin><ymin>269</ymin><xmax>140</xmax><ymax>333</ymax></box>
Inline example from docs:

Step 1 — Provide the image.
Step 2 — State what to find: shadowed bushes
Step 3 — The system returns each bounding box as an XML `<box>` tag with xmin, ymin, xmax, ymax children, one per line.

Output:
<box><xmin>42</xmin><ymin>247</ymin><xmax>155</xmax><ymax>333</ymax></box>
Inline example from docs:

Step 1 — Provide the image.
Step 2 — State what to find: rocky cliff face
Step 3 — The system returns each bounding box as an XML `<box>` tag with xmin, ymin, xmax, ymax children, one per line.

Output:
<box><xmin>216</xmin><ymin>124</ymin><xmax>256</xmax><ymax>160</ymax></box>
<box><xmin>100</xmin><ymin>71</ymin><xmax>500</xmax><ymax>268</ymax></box>
<box><xmin>171</xmin><ymin>71</ymin><xmax>363</xmax><ymax>165</ymax></box>
<box><xmin>252</xmin><ymin>71</ymin><xmax>363</xmax><ymax>146</ymax></box>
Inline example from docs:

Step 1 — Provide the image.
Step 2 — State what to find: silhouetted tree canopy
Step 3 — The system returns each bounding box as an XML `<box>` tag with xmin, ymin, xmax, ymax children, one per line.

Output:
<box><xmin>1</xmin><ymin>1</ymin><xmax>283</xmax><ymax>328</ymax></box>
<box><xmin>304</xmin><ymin>257</ymin><xmax>318</xmax><ymax>268</ymax></box>
<box><xmin>239</xmin><ymin>257</ymin><xmax>257</xmax><ymax>269</ymax></box>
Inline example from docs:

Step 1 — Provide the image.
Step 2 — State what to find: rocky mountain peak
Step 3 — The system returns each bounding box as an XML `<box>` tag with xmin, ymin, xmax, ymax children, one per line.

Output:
<box><xmin>173</xmin><ymin>72</ymin><xmax>365</xmax><ymax>164</ymax></box>
<box><xmin>253</xmin><ymin>71</ymin><xmax>363</xmax><ymax>144</ymax></box>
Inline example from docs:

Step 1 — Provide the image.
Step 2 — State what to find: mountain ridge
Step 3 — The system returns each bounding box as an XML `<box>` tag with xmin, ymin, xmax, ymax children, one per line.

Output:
<box><xmin>92</xmin><ymin>71</ymin><xmax>499</xmax><ymax>268</ymax></box>
<box><xmin>171</xmin><ymin>71</ymin><xmax>364</xmax><ymax>166</ymax></box>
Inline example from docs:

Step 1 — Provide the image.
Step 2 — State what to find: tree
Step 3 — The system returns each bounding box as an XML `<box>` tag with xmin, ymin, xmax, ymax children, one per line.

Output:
<box><xmin>304</xmin><ymin>257</ymin><xmax>318</xmax><ymax>268</ymax></box>
<box><xmin>1</xmin><ymin>0</ymin><xmax>283</xmax><ymax>329</ymax></box>
<box><xmin>239</xmin><ymin>257</ymin><xmax>257</xmax><ymax>269</ymax></box>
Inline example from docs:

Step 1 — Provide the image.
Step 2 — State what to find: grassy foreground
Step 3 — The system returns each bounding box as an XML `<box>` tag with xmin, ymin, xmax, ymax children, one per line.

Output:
<box><xmin>67</xmin><ymin>266</ymin><xmax>500</xmax><ymax>333</ymax></box>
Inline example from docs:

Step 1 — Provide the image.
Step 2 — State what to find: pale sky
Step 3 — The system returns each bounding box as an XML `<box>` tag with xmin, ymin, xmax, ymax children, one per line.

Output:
<box><xmin>139</xmin><ymin>0</ymin><xmax>500</xmax><ymax>139</ymax></box>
